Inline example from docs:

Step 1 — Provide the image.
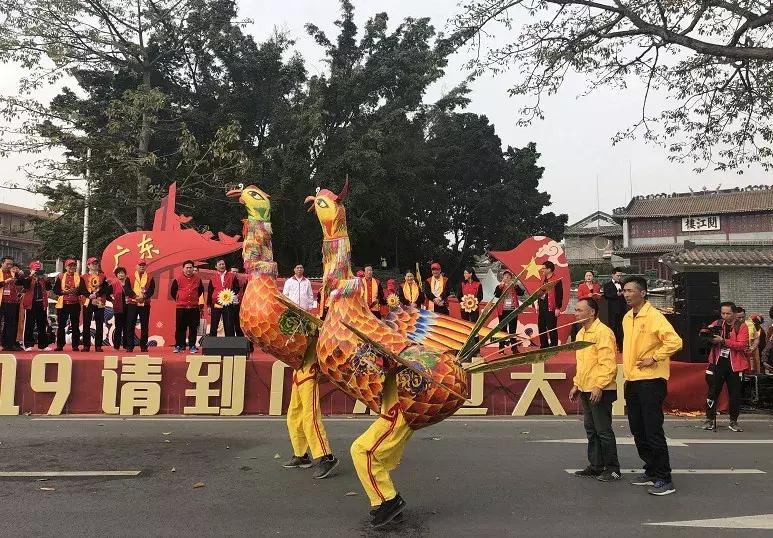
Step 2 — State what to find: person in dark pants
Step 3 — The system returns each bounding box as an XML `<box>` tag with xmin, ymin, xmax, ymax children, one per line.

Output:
<box><xmin>53</xmin><ymin>259</ymin><xmax>88</xmax><ymax>351</ymax></box>
<box><xmin>0</xmin><ymin>256</ymin><xmax>23</xmax><ymax>351</ymax></box>
<box><xmin>423</xmin><ymin>262</ymin><xmax>450</xmax><ymax>314</ymax></box>
<box><xmin>207</xmin><ymin>259</ymin><xmax>239</xmax><ymax>336</ymax></box>
<box><xmin>603</xmin><ymin>269</ymin><xmax>626</xmax><ymax>351</ymax></box>
<box><xmin>458</xmin><ymin>267</ymin><xmax>483</xmax><ymax>322</ymax></box>
<box><xmin>493</xmin><ymin>270</ymin><xmax>525</xmax><ymax>353</ymax></box>
<box><xmin>81</xmin><ymin>257</ymin><xmax>110</xmax><ymax>352</ymax></box>
<box><xmin>537</xmin><ymin>261</ymin><xmax>563</xmax><ymax>348</ymax></box>
<box><xmin>622</xmin><ymin>276</ymin><xmax>682</xmax><ymax>496</ymax></box>
<box><xmin>109</xmin><ymin>267</ymin><xmax>134</xmax><ymax>351</ymax></box>
<box><xmin>171</xmin><ymin>260</ymin><xmax>204</xmax><ymax>353</ymax></box>
<box><xmin>569</xmin><ymin>298</ymin><xmax>620</xmax><ymax>482</ymax></box>
<box><xmin>700</xmin><ymin>301</ymin><xmax>749</xmax><ymax>432</ymax></box>
<box><xmin>19</xmin><ymin>260</ymin><xmax>51</xmax><ymax>350</ymax></box>
<box><xmin>126</xmin><ymin>260</ymin><xmax>155</xmax><ymax>352</ymax></box>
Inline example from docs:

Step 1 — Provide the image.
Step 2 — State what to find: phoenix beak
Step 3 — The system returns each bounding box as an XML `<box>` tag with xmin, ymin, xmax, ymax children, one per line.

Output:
<box><xmin>226</xmin><ymin>188</ymin><xmax>243</xmax><ymax>199</ymax></box>
<box><xmin>304</xmin><ymin>195</ymin><xmax>316</xmax><ymax>213</ymax></box>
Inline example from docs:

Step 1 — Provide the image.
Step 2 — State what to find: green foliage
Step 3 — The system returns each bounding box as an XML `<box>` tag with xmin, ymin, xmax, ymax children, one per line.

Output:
<box><xmin>1</xmin><ymin>0</ymin><xmax>567</xmax><ymax>273</ymax></box>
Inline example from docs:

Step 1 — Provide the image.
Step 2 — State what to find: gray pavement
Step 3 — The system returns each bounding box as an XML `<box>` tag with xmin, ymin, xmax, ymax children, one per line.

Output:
<box><xmin>1</xmin><ymin>415</ymin><xmax>772</xmax><ymax>537</ymax></box>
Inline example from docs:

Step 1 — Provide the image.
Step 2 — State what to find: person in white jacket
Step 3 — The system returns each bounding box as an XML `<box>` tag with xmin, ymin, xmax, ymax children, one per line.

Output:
<box><xmin>282</xmin><ymin>264</ymin><xmax>316</xmax><ymax>311</ymax></box>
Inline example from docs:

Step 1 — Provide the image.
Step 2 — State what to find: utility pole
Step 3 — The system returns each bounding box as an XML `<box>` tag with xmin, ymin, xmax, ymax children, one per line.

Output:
<box><xmin>81</xmin><ymin>147</ymin><xmax>91</xmax><ymax>270</ymax></box>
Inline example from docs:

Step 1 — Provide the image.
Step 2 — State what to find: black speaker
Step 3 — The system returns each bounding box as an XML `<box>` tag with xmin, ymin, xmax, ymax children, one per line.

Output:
<box><xmin>673</xmin><ymin>271</ymin><xmax>720</xmax><ymax>316</ymax></box>
<box><xmin>199</xmin><ymin>336</ymin><xmax>251</xmax><ymax>356</ymax></box>
<box><xmin>673</xmin><ymin>271</ymin><xmax>719</xmax><ymax>288</ymax></box>
<box><xmin>665</xmin><ymin>313</ymin><xmax>716</xmax><ymax>362</ymax></box>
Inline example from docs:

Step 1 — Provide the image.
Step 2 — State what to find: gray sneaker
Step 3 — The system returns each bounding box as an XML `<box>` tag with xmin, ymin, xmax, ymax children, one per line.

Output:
<box><xmin>282</xmin><ymin>454</ymin><xmax>312</xmax><ymax>468</ymax></box>
<box><xmin>630</xmin><ymin>474</ymin><xmax>655</xmax><ymax>486</ymax></box>
<box><xmin>728</xmin><ymin>421</ymin><xmax>743</xmax><ymax>432</ymax></box>
<box><xmin>312</xmin><ymin>455</ymin><xmax>339</xmax><ymax>479</ymax></box>
<box><xmin>701</xmin><ymin>419</ymin><xmax>716</xmax><ymax>431</ymax></box>
<box><xmin>647</xmin><ymin>479</ymin><xmax>676</xmax><ymax>496</ymax></box>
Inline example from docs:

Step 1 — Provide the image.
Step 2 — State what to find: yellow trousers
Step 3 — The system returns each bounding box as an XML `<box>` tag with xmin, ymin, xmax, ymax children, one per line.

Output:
<box><xmin>350</xmin><ymin>378</ymin><xmax>413</xmax><ymax>507</ymax></box>
<box><xmin>286</xmin><ymin>356</ymin><xmax>331</xmax><ymax>459</ymax></box>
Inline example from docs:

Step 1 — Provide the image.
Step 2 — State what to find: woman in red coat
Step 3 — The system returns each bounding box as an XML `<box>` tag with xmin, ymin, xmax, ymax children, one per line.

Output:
<box><xmin>577</xmin><ymin>271</ymin><xmax>602</xmax><ymax>300</ymax></box>
<box><xmin>458</xmin><ymin>267</ymin><xmax>484</xmax><ymax>322</ymax></box>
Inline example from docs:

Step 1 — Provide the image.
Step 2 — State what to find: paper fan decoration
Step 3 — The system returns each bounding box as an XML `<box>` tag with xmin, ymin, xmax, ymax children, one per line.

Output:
<box><xmin>386</xmin><ymin>293</ymin><xmax>400</xmax><ymax>309</ymax></box>
<box><xmin>460</xmin><ymin>294</ymin><xmax>479</xmax><ymax>313</ymax></box>
<box><xmin>217</xmin><ymin>289</ymin><xmax>235</xmax><ymax>306</ymax></box>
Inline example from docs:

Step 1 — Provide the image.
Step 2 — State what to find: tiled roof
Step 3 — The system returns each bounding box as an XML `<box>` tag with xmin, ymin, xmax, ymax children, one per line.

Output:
<box><xmin>615</xmin><ymin>187</ymin><xmax>773</xmax><ymax>218</ymax></box>
<box><xmin>0</xmin><ymin>203</ymin><xmax>49</xmax><ymax>218</ymax></box>
<box><xmin>564</xmin><ymin>225</ymin><xmax>622</xmax><ymax>237</ymax></box>
<box><xmin>662</xmin><ymin>242</ymin><xmax>773</xmax><ymax>267</ymax></box>
<box><xmin>613</xmin><ymin>244</ymin><xmax>677</xmax><ymax>255</ymax></box>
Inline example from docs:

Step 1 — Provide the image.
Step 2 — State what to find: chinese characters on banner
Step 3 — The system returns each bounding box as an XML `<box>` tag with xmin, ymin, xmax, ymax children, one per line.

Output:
<box><xmin>0</xmin><ymin>354</ymin><xmax>630</xmax><ymax>417</ymax></box>
<box><xmin>681</xmin><ymin>215</ymin><xmax>720</xmax><ymax>232</ymax></box>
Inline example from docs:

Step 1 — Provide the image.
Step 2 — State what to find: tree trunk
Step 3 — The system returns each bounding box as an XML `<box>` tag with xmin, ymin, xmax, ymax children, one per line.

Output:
<box><xmin>136</xmin><ymin>69</ymin><xmax>152</xmax><ymax>230</ymax></box>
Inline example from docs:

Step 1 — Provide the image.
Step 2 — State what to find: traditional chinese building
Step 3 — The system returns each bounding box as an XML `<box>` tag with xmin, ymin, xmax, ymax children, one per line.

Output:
<box><xmin>0</xmin><ymin>202</ymin><xmax>49</xmax><ymax>264</ymax></box>
<box><xmin>612</xmin><ymin>185</ymin><xmax>773</xmax><ymax>280</ymax></box>
<box><xmin>563</xmin><ymin>211</ymin><xmax>623</xmax><ymax>279</ymax></box>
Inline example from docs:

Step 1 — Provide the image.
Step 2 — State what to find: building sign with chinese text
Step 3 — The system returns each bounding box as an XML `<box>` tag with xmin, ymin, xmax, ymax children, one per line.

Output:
<box><xmin>682</xmin><ymin>215</ymin><xmax>720</xmax><ymax>232</ymax></box>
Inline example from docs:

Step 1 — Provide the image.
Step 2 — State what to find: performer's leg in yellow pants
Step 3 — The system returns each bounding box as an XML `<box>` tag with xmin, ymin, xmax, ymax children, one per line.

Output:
<box><xmin>286</xmin><ymin>354</ymin><xmax>331</xmax><ymax>459</ymax></box>
<box><xmin>350</xmin><ymin>377</ymin><xmax>413</xmax><ymax>507</ymax></box>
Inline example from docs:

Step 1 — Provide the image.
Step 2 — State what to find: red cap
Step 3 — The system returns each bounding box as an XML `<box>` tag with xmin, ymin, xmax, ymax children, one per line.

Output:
<box><xmin>430</xmin><ymin>262</ymin><xmax>441</xmax><ymax>270</ymax></box>
<box><xmin>87</xmin><ymin>256</ymin><xmax>99</xmax><ymax>266</ymax></box>
<box><xmin>356</xmin><ymin>270</ymin><xmax>365</xmax><ymax>278</ymax></box>
<box><xmin>64</xmin><ymin>259</ymin><xmax>77</xmax><ymax>267</ymax></box>
<box><xmin>137</xmin><ymin>260</ymin><xmax>147</xmax><ymax>266</ymax></box>
<box><xmin>29</xmin><ymin>260</ymin><xmax>42</xmax><ymax>271</ymax></box>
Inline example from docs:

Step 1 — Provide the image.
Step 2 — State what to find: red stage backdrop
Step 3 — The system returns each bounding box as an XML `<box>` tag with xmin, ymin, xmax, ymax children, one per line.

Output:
<box><xmin>99</xmin><ymin>183</ymin><xmax>243</xmax><ymax>346</ymax></box>
<box><xmin>490</xmin><ymin>236</ymin><xmax>573</xmax><ymax>345</ymax></box>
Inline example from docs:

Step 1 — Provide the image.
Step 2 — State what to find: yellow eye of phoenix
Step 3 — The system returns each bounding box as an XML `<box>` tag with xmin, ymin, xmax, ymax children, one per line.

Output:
<box><xmin>248</xmin><ymin>190</ymin><xmax>264</xmax><ymax>201</ymax></box>
<box><xmin>316</xmin><ymin>199</ymin><xmax>328</xmax><ymax>209</ymax></box>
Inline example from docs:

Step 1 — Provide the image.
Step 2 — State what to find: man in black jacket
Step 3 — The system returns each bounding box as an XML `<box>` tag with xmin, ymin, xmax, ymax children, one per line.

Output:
<box><xmin>602</xmin><ymin>269</ymin><xmax>627</xmax><ymax>351</ymax></box>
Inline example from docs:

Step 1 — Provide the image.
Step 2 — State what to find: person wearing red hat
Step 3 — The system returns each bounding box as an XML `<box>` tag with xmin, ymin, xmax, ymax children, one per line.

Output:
<box><xmin>18</xmin><ymin>260</ymin><xmax>52</xmax><ymax>350</ymax></box>
<box><xmin>53</xmin><ymin>259</ymin><xmax>88</xmax><ymax>351</ymax></box>
<box><xmin>0</xmin><ymin>256</ymin><xmax>24</xmax><ymax>351</ymax></box>
<box><xmin>126</xmin><ymin>260</ymin><xmax>155</xmax><ymax>352</ymax></box>
<box><xmin>81</xmin><ymin>257</ymin><xmax>110</xmax><ymax>352</ymax></box>
<box><xmin>423</xmin><ymin>262</ymin><xmax>450</xmax><ymax>315</ymax></box>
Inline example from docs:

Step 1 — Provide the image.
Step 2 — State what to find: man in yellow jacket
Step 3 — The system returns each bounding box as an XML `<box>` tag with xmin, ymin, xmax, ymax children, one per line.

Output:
<box><xmin>622</xmin><ymin>276</ymin><xmax>683</xmax><ymax>496</ymax></box>
<box><xmin>569</xmin><ymin>297</ymin><xmax>620</xmax><ymax>482</ymax></box>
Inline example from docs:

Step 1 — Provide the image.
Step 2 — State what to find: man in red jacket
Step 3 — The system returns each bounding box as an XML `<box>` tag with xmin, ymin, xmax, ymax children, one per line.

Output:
<box><xmin>19</xmin><ymin>260</ymin><xmax>52</xmax><ymax>350</ymax></box>
<box><xmin>171</xmin><ymin>260</ymin><xmax>204</xmax><ymax>353</ymax></box>
<box><xmin>0</xmin><ymin>256</ymin><xmax>23</xmax><ymax>351</ymax></box>
<box><xmin>538</xmin><ymin>261</ymin><xmax>564</xmax><ymax>348</ymax></box>
<box><xmin>701</xmin><ymin>301</ymin><xmax>750</xmax><ymax>432</ymax></box>
<box><xmin>207</xmin><ymin>259</ymin><xmax>240</xmax><ymax>336</ymax></box>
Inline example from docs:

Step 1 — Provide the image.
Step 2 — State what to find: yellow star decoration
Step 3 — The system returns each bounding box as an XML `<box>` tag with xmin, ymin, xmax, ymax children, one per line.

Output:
<box><xmin>521</xmin><ymin>257</ymin><xmax>542</xmax><ymax>280</ymax></box>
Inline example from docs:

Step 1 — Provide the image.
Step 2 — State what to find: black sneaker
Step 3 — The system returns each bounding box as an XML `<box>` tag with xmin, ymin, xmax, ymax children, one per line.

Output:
<box><xmin>596</xmin><ymin>470</ymin><xmax>622</xmax><ymax>482</ymax></box>
<box><xmin>647</xmin><ymin>479</ymin><xmax>676</xmax><ymax>496</ymax></box>
<box><xmin>282</xmin><ymin>454</ymin><xmax>312</xmax><ymax>468</ymax></box>
<box><xmin>701</xmin><ymin>420</ymin><xmax>716</xmax><ymax>431</ymax></box>
<box><xmin>574</xmin><ymin>467</ymin><xmax>602</xmax><ymax>478</ymax></box>
<box><xmin>312</xmin><ymin>455</ymin><xmax>339</xmax><ymax>479</ymax></box>
<box><xmin>371</xmin><ymin>494</ymin><xmax>406</xmax><ymax>528</ymax></box>
<box><xmin>728</xmin><ymin>421</ymin><xmax>743</xmax><ymax>432</ymax></box>
<box><xmin>630</xmin><ymin>473</ymin><xmax>655</xmax><ymax>486</ymax></box>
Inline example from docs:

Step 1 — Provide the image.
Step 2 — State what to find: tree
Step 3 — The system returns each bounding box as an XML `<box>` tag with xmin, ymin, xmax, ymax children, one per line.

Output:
<box><xmin>0</xmin><ymin>0</ymin><xmax>252</xmax><ymax>230</ymax></box>
<box><xmin>451</xmin><ymin>0</ymin><xmax>773</xmax><ymax>171</ymax></box>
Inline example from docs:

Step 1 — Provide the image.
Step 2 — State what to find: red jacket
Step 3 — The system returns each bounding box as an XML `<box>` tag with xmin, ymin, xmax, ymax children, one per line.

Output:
<box><xmin>577</xmin><ymin>282</ymin><xmax>600</xmax><ymax>300</ymax></box>
<box><xmin>0</xmin><ymin>269</ymin><xmax>21</xmax><ymax>304</ymax></box>
<box><xmin>172</xmin><ymin>274</ymin><xmax>204</xmax><ymax>309</ymax></box>
<box><xmin>706</xmin><ymin>320</ymin><xmax>750</xmax><ymax>373</ymax></box>
<box><xmin>542</xmin><ymin>274</ymin><xmax>563</xmax><ymax>312</ymax></box>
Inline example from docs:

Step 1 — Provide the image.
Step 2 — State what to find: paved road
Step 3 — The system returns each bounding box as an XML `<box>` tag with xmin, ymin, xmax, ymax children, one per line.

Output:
<box><xmin>1</xmin><ymin>415</ymin><xmax>772</xmax><ymax>537</ymax></box>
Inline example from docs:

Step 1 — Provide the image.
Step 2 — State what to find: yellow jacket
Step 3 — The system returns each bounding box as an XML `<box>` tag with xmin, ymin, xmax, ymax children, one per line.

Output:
<box><xmin>622</xmin><ymin>301</ymin><xmax>682</xmax><ymax>381</ymax></box>
<box><xmin>573</xmin><ymin>318</ymin><xmax>617</xmax><ymax>391</ymax></box>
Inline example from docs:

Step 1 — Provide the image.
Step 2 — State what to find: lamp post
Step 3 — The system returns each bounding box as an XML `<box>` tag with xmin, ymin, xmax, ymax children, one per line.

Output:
<box><xmin>380</xmin><ymin>256</ymin><xmax>387</xmax><ymax>269</ymax></box>
<box><xmin>81</xmin><ymin>147</ymin><xmax>91</xmax><ymax>270</ymax></box>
